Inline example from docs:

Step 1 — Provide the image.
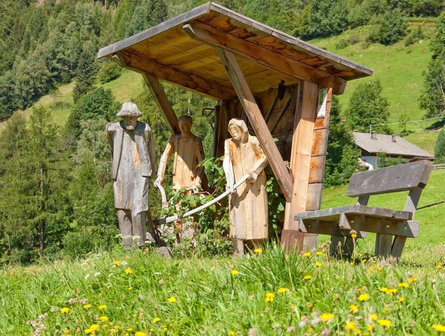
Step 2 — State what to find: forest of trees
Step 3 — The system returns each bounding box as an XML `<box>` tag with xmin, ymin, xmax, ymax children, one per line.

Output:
<box><xmin>0</xmin><ymin>0</ymin><xmax>443</xmax><ymax>264</ymax></box>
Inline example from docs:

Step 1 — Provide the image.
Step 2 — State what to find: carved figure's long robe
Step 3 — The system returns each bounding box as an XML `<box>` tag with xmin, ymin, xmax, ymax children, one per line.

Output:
<box><xmin>224</xmin><ymin>135</ymin><xmax>268</xmax><ymax>240</ymax></box>
<box><xmin>106</xmin><ymin>121</ymin><xmax>155</xmax><ymax>213</ymax></box>
<box><xmin>157</xmin><ymin>134</ymin><xmax>204</xmax><ymax>191</ymax></box>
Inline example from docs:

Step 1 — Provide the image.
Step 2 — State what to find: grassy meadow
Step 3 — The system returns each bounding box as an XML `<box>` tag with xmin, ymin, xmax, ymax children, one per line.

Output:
<box><xmin>1</xmin><ymin>170</ymin><xmax>444</xmax><ymax>335</ymax></box>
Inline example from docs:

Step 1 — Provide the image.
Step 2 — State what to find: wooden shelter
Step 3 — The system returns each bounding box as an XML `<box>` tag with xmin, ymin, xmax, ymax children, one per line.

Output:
<box><xmin>97</xmin><ymin>2</ymin><xmax>373</xmax><ymax>251</ymax></box>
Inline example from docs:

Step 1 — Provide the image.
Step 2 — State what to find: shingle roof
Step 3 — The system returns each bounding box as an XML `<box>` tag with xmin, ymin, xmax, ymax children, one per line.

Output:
<box><xmin>353</xmin><ymin>131</ymin><xmax>434</xmax><ymax>159</ymax></box>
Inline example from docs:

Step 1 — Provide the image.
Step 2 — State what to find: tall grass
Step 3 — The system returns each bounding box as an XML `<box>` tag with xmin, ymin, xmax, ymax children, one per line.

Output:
<box><xmin>1</xmin><ymin>241</ymin><xmax>444</xmax><ymax>335</ymax></box>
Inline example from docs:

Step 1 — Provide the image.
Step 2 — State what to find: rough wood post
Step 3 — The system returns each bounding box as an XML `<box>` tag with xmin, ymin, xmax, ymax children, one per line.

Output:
<box><xmin>143</xmin><ymin>74</ymin><xmax>180</xmax><ymax>134</ymax></box>
<box><xmin>217</xmin><ymin>48</ymin><xmax>293</xmax><ymax>202</ymax></box>
<box><xmin>282</xmin><ymin>80</ymin><xmax>319</xmax><ymax>251</ymax></box>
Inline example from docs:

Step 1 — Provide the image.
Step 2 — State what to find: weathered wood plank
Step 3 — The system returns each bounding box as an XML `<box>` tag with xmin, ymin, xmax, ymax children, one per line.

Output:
<box><xmin>294</xmin><ymin>205</ymin><xmax>413</xmax><ymax>221</ymax></box>
<box><xmin>375</xmin><ymin>233</ymin><xmax>393</xmax><ymax>258</ymax></box>
<box><xmin>123</xmin><ymin>52</ymin><xmax>236</xmax><ymax>100</ymax></box>
<box><xmin>298</xmin><ymin>216</ymin><xmax>418</xmax><ymax>238</ymax></box>
<box><xmin>218</xmin><ymin>48</ymin><xmax>293</xmax><ymax>201</ymax></box>
<box><xmin>347</xmin><ymin>160</ymin><xmax>433</xmax><ymax>197</ymax></box>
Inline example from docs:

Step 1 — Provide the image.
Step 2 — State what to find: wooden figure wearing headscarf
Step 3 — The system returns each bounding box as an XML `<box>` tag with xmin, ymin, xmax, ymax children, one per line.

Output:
<box><xmin>223</xmin><ymin>118</ymin><xmax>269</xmax><ymax>256</ymax></box>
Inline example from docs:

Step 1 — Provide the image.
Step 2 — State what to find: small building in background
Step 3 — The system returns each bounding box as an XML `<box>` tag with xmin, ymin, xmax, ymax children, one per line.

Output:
<box><xmin>353</xmin><ymin>131</ymin><xmax>434</xmax><ymax>169</ymax></box>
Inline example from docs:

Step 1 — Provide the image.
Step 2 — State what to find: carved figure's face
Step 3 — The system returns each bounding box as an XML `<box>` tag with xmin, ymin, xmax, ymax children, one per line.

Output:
<box><xmin>229</xmin><ymin>125</ymin><xmax>243</xmax><ymax>141</ymax></box>
<box><xmin>122</xmin><ymin>116</ymin><xmax>138</xmax><ymax>130</ymax></box>
<box><xmin>179</xmin><ymin>119</ymin><xmax>192</xmax><ymax>135</ymax></box>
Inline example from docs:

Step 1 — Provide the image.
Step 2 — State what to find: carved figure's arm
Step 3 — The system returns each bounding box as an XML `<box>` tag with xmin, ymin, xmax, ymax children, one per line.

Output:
<box><xmin>156</xmin><ymin>137</ymin><xmax>174</xmax><ymax>184</ymax></box>
<box><xmin>249</xmin><ymin>138</ymin><xmax>268</xmax><ymax>181</ymax></box>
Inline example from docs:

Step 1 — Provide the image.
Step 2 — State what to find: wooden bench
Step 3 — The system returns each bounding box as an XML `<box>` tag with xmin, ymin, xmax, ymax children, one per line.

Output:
<box><xmin>295</xmin><ymin>160</ymin><xmax>433</xmax><ymax>261</ymax></box>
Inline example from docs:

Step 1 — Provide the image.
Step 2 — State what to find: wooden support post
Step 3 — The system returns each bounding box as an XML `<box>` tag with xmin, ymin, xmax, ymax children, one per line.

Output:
<box><xmin>217</xmin><ymin>48</ymin><xmax>293</xmax><ymax>202</ymax></box>
<box><xmin>113</xmin><ymin>53</ymin><xmax>180</xmax><ymax>134</ymax></box>
<box><xmin>391</xmin><ymin>187</ymin><xmax>423</xmax><ymax>261</ymax></box>
<box><xmin>143</xmin><ymin>74</ymin><xmax>180</xmax><ymax>134</ymax></box>
<box><xmin>281</xmin><ymin>80</ymin><xmax>319</xmax><ymax>251</ymax></box>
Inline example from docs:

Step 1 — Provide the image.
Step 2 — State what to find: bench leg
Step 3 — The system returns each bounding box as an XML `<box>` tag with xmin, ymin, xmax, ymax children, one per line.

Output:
<box><xmin>375</xmin><ymin>234</ymin><xmax>393</xmax><ymax>258</ymax></box>
<box><xmin>390</xmin><ymin>236</ymin><xmax>406</xmax><ymax>262</ymax></box>
<box><xmin>330</xmin><ymin>236</ymin><xmax>344</xmax><ymax>257</ymax></box>
<box><xmin>343</xmin><ymin>237</ymin><xmax>355</xmax><ymax>258</ymax></box>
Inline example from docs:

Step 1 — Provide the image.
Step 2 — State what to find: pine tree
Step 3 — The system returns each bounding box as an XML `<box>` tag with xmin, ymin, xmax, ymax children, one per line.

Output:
<box><xmin>346</xmin><ymin>79</ymin><xmax>390</xmax><ymax>134</ymax></box>
<box><xmin>435</xmin><ymin>128</ymin><xmax>445</xmax><ymax>162</ymax></box>
<box><xmin>420</xmin><ymin>12</ymin><xmax>445</xmax><ymax>119</ymax></box>
<box><xmin>0</xmin><ymin>107</ymin><xmax>69</xmax><ymax>263</ymax></box>
<box><xmin>325</xmin><ymin>96</ymin><xmax>360</xmax><ymax>186</ymax></box>
<box><xmin>72</xmin><ymin>46</ymin><xmax>98</xmax><ymax>103</ymax></box>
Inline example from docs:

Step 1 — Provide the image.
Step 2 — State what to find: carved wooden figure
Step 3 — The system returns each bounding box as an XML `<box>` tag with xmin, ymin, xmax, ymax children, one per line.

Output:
<box><xmin>223</xmin><ymin>118</ymin><xmax>269</xmax><ymax>256</ymax></box>
<box><xmin>156</xmin><ymin>115</ymin><xmax>205</xmax><ymax>191</ymax></box>
<box><xmin>106</xmin><ymin>102</ymin><xmax>157</xmax><ymax>248</ymax></box>
<box><xmin>156</xmin><ymin>115</ymin><xmax>205</xmax><ymax>242</ymax></box>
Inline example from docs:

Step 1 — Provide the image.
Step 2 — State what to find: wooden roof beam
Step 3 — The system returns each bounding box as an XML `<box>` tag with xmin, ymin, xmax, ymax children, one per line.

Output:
<box><xmin>218</xmin><ymin>48</ymin><xmax>293</xmax><ymax>202</ymax></box>
<box><xmin>184</xmin><ymin>22</ymin><xmax>346</xmax><ymax>94</ymax></box>
<box><xmin>120</xmin><ymin>52</ymin><xmax>236</xmax><ymax>100</ymax></box>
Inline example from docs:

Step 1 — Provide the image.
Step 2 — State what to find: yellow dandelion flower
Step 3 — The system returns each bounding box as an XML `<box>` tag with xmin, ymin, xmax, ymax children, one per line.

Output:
<box><xmin>126</xmin><ymin>328</ymin><xmax>133</xmax><ymax>332</ymax></box>
<box><xmin>64</xmin><ymin>329</ymin><xmax>70</xmax><ymax>334</ymax></box>
<box><xmin>277</xmin><ymin>288</ymin><xmax>288</xmax><ymax>293</ymax></box>
<box><xmin>265</xmin><ymin>292</ymin><xmax>275</xmax><ymax>302</ymax></box>
<box><xmin>332</xmin><ymin>294</ymin><xmax>339</xmax><ymax>300</ymax></box>
<box><xmin>145</xmin><ymin>247</ymin><xmax>149</xmax><ymax>252</ymax></box>
<box><xmin>60</xmin><ymin>307</ymin><xmax>70</xmax><ymax>314</ymax></box>
<box><xmin>229</xmin><ymin>331</ymin><xmax>235</xmax><ymax>336</ymax></box>
<box><xmin>367</xmin><ymin>324</ymin><xmax>374</xmax><ymax>331</ymax></box>
<box><xmin>99</xmin><ymin>316</ymin><xmax>109</xmax><ymax>322</ymax></box>
<box><xmin>320</xmin><ymin>313</ymin><xmax>334</xmax><ymax>322</ymax></box>
<box><xmin>314</xmin><ymin>262</ymin><xmax>322</xmax><ymax>267</ymax></box>
<box><xmin>398</xmin><ymin>282</ymin><xmax>409</xmax><ymax>288</ymax></box>
<box><xmin>98</xmin><ymin>305</ymin><xmax>107</xmax><ymax>310</ymax></box>
<box><xmin>85</xmin><ymin>324</ymin><xmax>100</xmax><ymax>334</ymax></box>
<box><xmin>370</xmin><ymin>314</ymin><xmax>378</xmax><ymax>320</ymax></box>
<box><xmin>362</xmin><ymin>259</ymin><xmax>367</xmax><ymax>263</ymax></box>
<box><xmin>168</xmin><ymin>297</ymin><xmax>177</xmax><ymax>303</ymax></box>
<box><xmin>436</xmin><ymin>264</ymin><xmax>443</xmax><ymax>269</ymax></box>
<box><xmin>128</xmin><ymin>287</ymin><xmax>133</xmax><ymax>290</ymax></box>
<box><xmin>135</xmin><ymin>332</ymin><xmax>147</xmax><ymax>336</ymax></box>
<box><xmin>83</xmin><ymin>304</ymin><xmax>92</xmax><ymax>309</ymax></box>
<box><xmin>351</xmin><ymin>233</ymin><xmax>357</xmax><ymax>238</ymax></box>
<box><xmin>306</xmin><ymin>302</ymin><xmax>314</xmax><ymax>308</ymax></box>
<box><xmin>345</xmin><ymin>321</ymin><xmax>356</xmax><ymax>330</ymax></box>
<box><xmin>349</xmin><ymin>304</ymin><xmax>359</xmax><ymax>313</ymax></box>
<box><xmin>304</xmin><ymin>275</ymin><xmax>312</xmax><ymax>280</ymax></box>
<box><xmin>384</xmin><ymin>306</ymin><xmax>389</xmax><ymax>312</ymax></box>
<box><xmin>358</xmin><ymin>293</ymin><xmax>370</xmax><ymax>301</ymax></box>
<box><xmin>302</xmin><ymin>252</ymin><xmax>311</xmax><ymax>257</ymax></box>
<box><xmin>307</xmin><ymin>327</ymin><xmax>314</xmax><ymax>333</ymax></box>
<box><xmin>253</xmin><ymin>248</ymin><xmax>262</xmax><ymax>254</ymax></box>
<box><xmin>231</xmin><ymin>269</ymin><xmax>239</xmax><ymax>276</ymax></box>
<box><xmin>399</xmin><ymin>296</ymin><xmax>405</xmax><ymax>302</ymax></box>
<box><xmin>124</xmin><ymin>268</ymin><xmax>134</xmax><ymax>275</ymax></box>
<box><xmin>113</xmin><ymin>260</ymin><xmax>120</xmax><ymax>266</ymax></box>
<box><xmin>152</xmin><ymin>317</ymin><xmax>161</xmax><ymax>324</ymax></box>
<box><xmin>316</xmin><ymin>251</ymin><xmax>323</xmax><ymax>256</ymax></box>
<box><xmin>433</xmin><ymin>324</ymin><xmax>445</xmax><ymax>332</ymax></box>
<box><xmin>377</xmin><ymin>319</ymin><xmax>392</xmax><ymax>327</ymax></box>
<box><xmin>408</xmin><ymin>277</ymin><xmax>417</xmax><ymax>283</ymax></box>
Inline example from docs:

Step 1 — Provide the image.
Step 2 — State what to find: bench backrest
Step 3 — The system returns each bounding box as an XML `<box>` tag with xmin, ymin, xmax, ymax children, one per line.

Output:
<box><xmin>347</xmin><ymin>160</ymin><xmax>433</xmax><ymax>198</ymax></box>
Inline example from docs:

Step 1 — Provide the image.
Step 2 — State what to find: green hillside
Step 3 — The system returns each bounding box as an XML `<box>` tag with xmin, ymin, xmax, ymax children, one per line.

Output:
<box><xmin>1</xmin><ymin>21</ymin><xmax>439</xmax><ymax>150</ymax></box>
